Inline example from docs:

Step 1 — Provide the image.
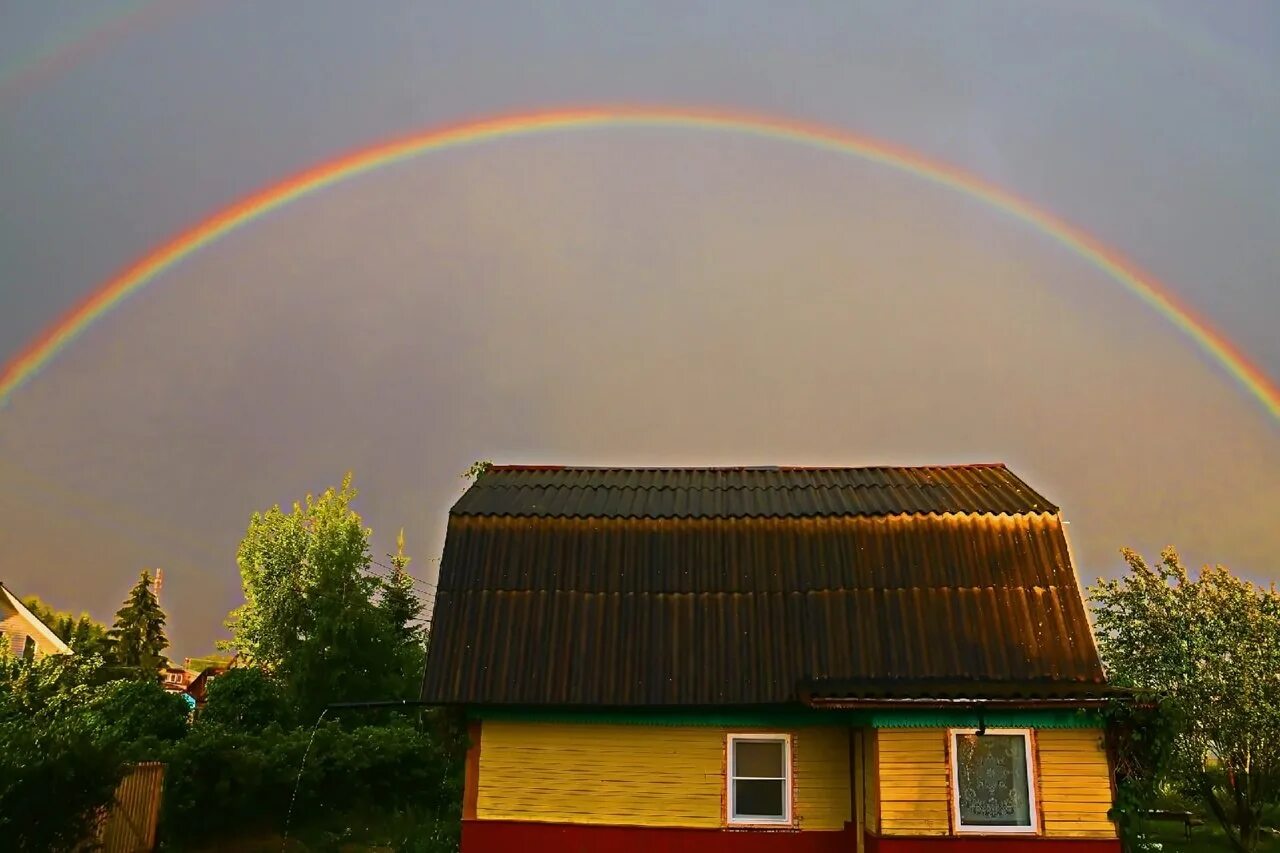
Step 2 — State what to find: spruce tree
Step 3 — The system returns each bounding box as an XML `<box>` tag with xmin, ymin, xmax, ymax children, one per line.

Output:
<box><xmin>380</xmin><ymin>529</ymin><xmax>425</xmax><ymax>687</ymax></box>
<box><xmin>107</xmin><ymin>570</ymin><xmax>169</xmax><ymax>676</ymax></box>
<box><xmin>381</xmin><ymin>530</ymin><xmax>422</xmax><ymax>643</ymax></box>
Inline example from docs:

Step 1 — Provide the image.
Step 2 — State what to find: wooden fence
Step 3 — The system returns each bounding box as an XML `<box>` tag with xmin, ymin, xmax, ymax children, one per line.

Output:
<box><xmin>92</xmin><ymin>762</ymin><xmax>166</xmax><ymax>852</ymax></box>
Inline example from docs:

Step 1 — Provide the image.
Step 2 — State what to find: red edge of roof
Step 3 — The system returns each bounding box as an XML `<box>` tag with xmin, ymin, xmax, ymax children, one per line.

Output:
<box><xmin>487</xmin><ymin>463</ymin><xmax>1010</xmax><ymax>472</ymax></box>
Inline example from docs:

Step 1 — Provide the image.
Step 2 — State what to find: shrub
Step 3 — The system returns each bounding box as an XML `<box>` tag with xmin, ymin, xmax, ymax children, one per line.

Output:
<box><xmin>200</xmin><ymin>666</ymin><xmax>293</xmax><ymax>732</ymax></box>
<box><xmin>158</xmin><ymin>718</ymin><xmax>461</xmax><ymax>846</ymax></box>
<box><xmin>0</xmin><ymin>718</ymin><xmax>125</xmax><ymax>852</ymax></box>
<box><xmin>0</xmin><ymin>652</ymin><xmax>128</xmax><ymax>851</ymax></box>
<box><xmin>91</xmin><ymin>678</ymin><xmax>192</xmax><ymax>744</ymax></box>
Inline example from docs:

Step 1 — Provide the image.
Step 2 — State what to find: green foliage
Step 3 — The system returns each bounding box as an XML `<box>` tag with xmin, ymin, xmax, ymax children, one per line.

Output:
<box><xmin>1091</xmin><ymin>548</ymin><xmax>1280</xmax><ymax>852</ymax></box>
<box><xmin>380</xmin><ymin>529</ymin><xmax>426</xmax><ymax>694</ymax></box>
<box><xmin>21</xmin><ymin>595</ymin><xmax>111</xmax><ymax>656</ymax></box>
<box><xmin>1103</xmin><ymin>696</ymin><xmax>1182</xmax><ymax>851</ymax></box>
<box><xmin>107</xmin><ymin>569</ymin><xmax>170</xmax><ymax>675</ymax></box>
<box><xmin>461</xmin><ymin>459</ymin><xmax>493</xmax><ymax>481</ymax></box>
<box><xmin>0</xmin><ymin>716</ymin><xmax>124</xmax><ymax>851</ymax></box>
<box><xmin>0</xmin><ymin>651</ymin><xmax>128</xmax><ymax>851</ymax></box>
<box><xmin>225</xmin><ymin>474</ymin><xmax>413</xmax><ymax>719</ymax></box>
<box><xmin>91</xmin><ymin>678</ymin><xmax>191</xmax><ymax>745</ymax></box>
<box><xmin>200</xmin><ymin>667</ymin><xmax>293</xmax><ymax>732</ymax></box>
<box><xmin>157</xmin><ymin>719</ymin><xmax>462</xmax><ymax>847</ymax></box>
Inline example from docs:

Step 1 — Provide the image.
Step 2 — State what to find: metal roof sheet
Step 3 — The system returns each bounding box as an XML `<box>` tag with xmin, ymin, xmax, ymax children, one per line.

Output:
<box><xmin>421</xmin><ymin>500</ymin><xmax>1104</xmax><ymax>707</ymax></box>
<box><xmin>451</xmin><ymin>464</ymin><xmax>1057</xmax><ymax>519</ymax></box>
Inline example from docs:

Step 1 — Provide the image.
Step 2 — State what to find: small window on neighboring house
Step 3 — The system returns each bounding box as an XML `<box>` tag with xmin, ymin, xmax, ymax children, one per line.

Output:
<box><xmin>727</xmin><ymin>734</ymin><xmax>791</xmax><ymax>825</ymax></box>
<box><xmin>950</xmin><ymin>728</ymin><xmax>1037</xmax><ymax>833</ymax></box>
<box><xmin>22</xmin><ymin>635</ymin><xmax>35</xmax><ymax>661</ymax></box>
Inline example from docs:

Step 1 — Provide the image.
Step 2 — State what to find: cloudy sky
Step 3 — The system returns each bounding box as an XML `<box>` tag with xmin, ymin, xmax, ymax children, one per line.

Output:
<box><xmin>1</xmin><ymin>0</ymin><xmax>1278</xmax><ymax>656</ymax></box>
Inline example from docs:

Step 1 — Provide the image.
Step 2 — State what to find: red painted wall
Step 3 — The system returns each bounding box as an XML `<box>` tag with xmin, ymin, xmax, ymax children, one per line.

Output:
<box><xmin>462</xmin><ymin>821</ymin><xmax>1121</xmax><ymax>852</ymax></box>
<box><xmin>867</xmin><ymin>836</ymin><xmax>1121</xmax><ymax>852</ymax></box>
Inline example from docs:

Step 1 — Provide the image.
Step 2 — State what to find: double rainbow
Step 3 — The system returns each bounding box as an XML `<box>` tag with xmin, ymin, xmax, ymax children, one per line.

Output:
<box><xmin>2</xmin><ymin>106</ymin><xmax>1277</xmax><ymax>424</ymax></box>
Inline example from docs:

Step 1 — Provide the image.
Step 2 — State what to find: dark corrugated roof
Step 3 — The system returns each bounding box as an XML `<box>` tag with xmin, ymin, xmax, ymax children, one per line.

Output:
<box><xmin>450</xmin><ymin>464</ymin><xmax>1057</xmax><ymax>518</ymax></box>
<box><xmin>421</xmin><ymin>490</ymin><xmax>1105</xmax><ymax>706</ymax></box>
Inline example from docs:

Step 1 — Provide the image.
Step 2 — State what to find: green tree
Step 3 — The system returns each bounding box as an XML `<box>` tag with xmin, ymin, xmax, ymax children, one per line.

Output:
<box><xmin>225</xmin><ymin>474</ymin><xmax>399</xmax><ymax>718</ymax></box>
<box><xmin>106</xmin><ymin>570</ymin><xmax>169</xmax><ymax>676</ymax></box>
<box><xmin>380</xmin><ymin>529</ymin><xmax>425</xmax><ymax>691</ymax></box>
<box><xmin>21</xmin><ymin>595</ymin><xmax>111</xmax><ymax>656</ymax></box>
<box><xmin>0</xmin><ymin>651</ymin><xmax>127</xmax><ymax>851</ymax></box>
<box><xmin>90</xmin><ymin>679</ymin><xmax>191</xmax><ymax>745</ymax></box>
<box><xmin>200</xmin><ymin>667</ymin><xmax>293</xmax><ymax>732</ymax></box>
<box><xmin>1090</xmin><ymin>548</ymin><xmax>1280</xmax><ymax>852</ymax></box>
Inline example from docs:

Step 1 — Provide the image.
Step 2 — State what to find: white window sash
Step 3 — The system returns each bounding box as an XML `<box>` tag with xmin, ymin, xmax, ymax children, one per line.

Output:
<box><xmin>726</xmin><ymin>733</ymin><xmax>792</xmax><ymax>825</ymax></box>
<box><xmin>948</xmin><ymin>727</ymin><xmax>1039</xmax><ymax>835</ymax></box>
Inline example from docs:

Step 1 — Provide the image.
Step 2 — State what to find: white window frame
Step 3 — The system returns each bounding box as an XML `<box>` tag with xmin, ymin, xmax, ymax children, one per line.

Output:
<box><xmin>948</xmin><ymin>727</ymin><xmax>1039</xmax><ymax>835</ymax></box>
<box><xmin>726</xmin><ymin>733</ymin><xmax>793</xmax><ymax>826</ymax></box>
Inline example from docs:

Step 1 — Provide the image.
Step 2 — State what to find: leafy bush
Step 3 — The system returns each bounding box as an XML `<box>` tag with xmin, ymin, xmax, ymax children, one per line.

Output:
<box><xmin>0</xmin><ymin>717</ymin><xmax>125</xmax><ymax>852</ymax></box>
<box><xmin>200</xmin><ymin>666</ymin><xmax>293</xmax><ymax>732</ymax></box>
<box><xmin>91</xmin><ymin>678</ymin><xmax>192</xmax><ymax>744</ymax></box>
<box><xmin>158</xmin><ymin>718</ymin><xmax>462</xmax><ymax>846</ymax></box>
<box><xmin>0</xmin><ymin>653</ymin><xmax>128</xmax><ymax>851</ymax></box>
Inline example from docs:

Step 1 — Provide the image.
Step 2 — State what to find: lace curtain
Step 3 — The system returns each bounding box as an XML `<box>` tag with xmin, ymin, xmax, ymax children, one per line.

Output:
<box><xmin>954</xmin><ymin>733</ymin><xmax>1032</xmax><ymax>827</ymax></box>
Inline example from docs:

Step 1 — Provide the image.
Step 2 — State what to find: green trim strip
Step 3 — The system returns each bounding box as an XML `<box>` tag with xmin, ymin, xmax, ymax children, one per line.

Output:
<box><xmin>470</xmin><ymin>707</ymin><xmax>1102</xmax><ymax>729</ymax></box>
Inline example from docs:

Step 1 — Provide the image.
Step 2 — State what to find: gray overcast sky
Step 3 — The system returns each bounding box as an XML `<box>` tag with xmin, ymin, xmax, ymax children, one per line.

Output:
<box><xmin>1</xmin><ymin>0</ymin><xmax>1278</xmax><ymax>656</ymax></box>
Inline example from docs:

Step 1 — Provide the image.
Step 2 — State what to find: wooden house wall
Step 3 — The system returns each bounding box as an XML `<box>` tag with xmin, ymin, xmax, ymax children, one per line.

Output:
<box><xmin>872</xmin><ymin>728</ymin><xmax>1116</xmax><ymax>840</ymax></box>
<box><xmin>475</xmin><ymin>721</ymin><xmax>851</xmax><ymax>830</ymax></box>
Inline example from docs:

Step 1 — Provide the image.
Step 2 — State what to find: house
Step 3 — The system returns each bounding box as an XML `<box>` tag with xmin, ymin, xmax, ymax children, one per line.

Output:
<box><xmin>185</xmin><ymin>660</ymin><xmax>234</xmax><ymax>707</ymax></box>
<box><xmin>161</xmin><ymin>665</ymin><xmax>195</xmax><ymax>693</ymax></box>
<box><xmin>421</xmin><ymin>465</ymin><xmax>1122</xmax><ymax>852</ymax></box>
<box><xmin>0</xmin><ymin>581</ymin><xmax>72</xmax><ymax>658</ymax></box>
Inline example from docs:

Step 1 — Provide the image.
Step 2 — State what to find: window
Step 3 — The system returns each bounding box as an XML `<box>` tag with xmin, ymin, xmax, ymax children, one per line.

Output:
<box><xmin>727</xmin><ymin>734</ymin><xmax>791</xmax><ymax>825</ymax></box>
<box><xmin>949</xmin><ymin>728</ymin><xmax>1037</xmax><ymax>833</ymax></box>
<box><xmin>22</xmin><ymin>635</ymin><xmax>35</xmax><ymax>661</ymax></box>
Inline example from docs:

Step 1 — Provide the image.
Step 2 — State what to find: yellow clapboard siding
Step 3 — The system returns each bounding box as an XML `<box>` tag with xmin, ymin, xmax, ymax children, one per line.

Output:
<box><xmin>793</xmin><ymin>727</ymin><xmax>851</xmax><ymax>830</ymax></box>
<box><xmin>476</xmin><ymin>721</ymin><xmax>850</xmax><ymax>830</ymax></box>
<box><xmin>1037</xmin><ymin>728</ymin><xmax>1116</xmax><ymax>839</ymax></box>
<box><xmin>875</xmin><ymin>728</ymin><xmax>950</xmax><ymax>836</ymax></box>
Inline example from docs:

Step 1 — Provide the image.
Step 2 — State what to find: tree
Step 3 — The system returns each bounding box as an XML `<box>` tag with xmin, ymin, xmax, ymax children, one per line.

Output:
<box><xmin>107</xmin><ymin>570</ymin><xmax>169</xmax><ymax>676</ymax></box>
<box><xmin>1090</xmin><ymin>548</ymin><xmax>1280</xmax><ymax>852</ymax></box>
<box><xmin>200</xmin><ymin>667</ymin><xmax>293</xmax><ymax>732</ymax></box>
<box><xmin>0</xmin><ymin>651</ymin><xmax>127</xmax><ymax>851</ymax></box>
<box><xmin>225</xmin><ymin>474</ymin><xmax>400</xmax><ymax>718</ymax></box>
<box><xmin>21</xmin><ymin>595</ymin><xmax>111</xmax><ymax>657</ymax></box>
<box><xmin>90</xmin><ymin>679</ymin><xmax>191</xmax><ymax>745</ymax></box>
<box><xmin>380</xmin><ymin>529</ymin><xmax>425</xmax><ymax>690</ymax></box>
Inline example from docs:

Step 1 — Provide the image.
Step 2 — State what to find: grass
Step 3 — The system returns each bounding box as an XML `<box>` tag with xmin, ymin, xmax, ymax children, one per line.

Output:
<box><xmin>1139</xmin><ymin>817</ymin><xmax>1280</xmax><ymax>852</ymax></box>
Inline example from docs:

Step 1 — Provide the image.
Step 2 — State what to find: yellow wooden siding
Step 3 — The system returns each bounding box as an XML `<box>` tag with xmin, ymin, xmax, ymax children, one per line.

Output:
<box><xmin>862</xmin><ymin>729</ymin><xmax>879</xmax><ymax>835</ymax></box>
<box><xmin>875</xmin><ymin>728</ymin><xmax>950</xmax><ymax>836</ymax></box>
<box><xmin>872</xmin><ymin>726</ymin><xmax>1116</xmax><ymax>840</ymax></box>
<box><xmin>1038</xmin><ymin>728</ymin><xmax>1117</xmax><ymax>839</ymax></box>
<box><xmin>793</xmin><ymin>726</ymin><xmax>851</xmax><ymax>830</ymax></box>
<box><xmin>0</xmin><ymin>596</ymin><xmax>68</xmax><ymax>657</ymax></box>
<box><xmin>476</xmin><ymin>721</ymin><xmax>850</xmax><ymax>829</ymax></box>
<box><xmin>1</xmin><ymin>604</ymin><xmax>34</xmax><ymax>657</ymax></box>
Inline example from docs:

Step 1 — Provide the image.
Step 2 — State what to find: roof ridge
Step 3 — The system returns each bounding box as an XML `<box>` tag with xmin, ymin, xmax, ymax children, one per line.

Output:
<box><xmin>440</xmin><ymin>585</ymin><xmax>1073</xmax><ymax>595</ymax></box>
<box><xmin>487</xmin><ymin>463</ymin><xmax>1010</xmax><ymax>472</ymax></box>
<box><xmin>449</xmin><ymin>510</ymin><xmax>1062</xmax><ymax>521</ymax></box>
<box><xmin>472</xmin><ymin>481</ymin><xmax>1021</xmax><ymax>491</ymax></box>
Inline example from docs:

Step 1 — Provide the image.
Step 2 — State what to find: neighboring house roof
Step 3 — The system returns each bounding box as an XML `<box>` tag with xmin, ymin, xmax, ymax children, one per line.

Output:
<box><xmin>0</xmin><ymin>582</ymin><xmax>73</xmax><ymax>656</ymax></box>
<box><xmin>420</xmin><ymin>465</ymin><xmax>1104</xmax><ymax>707</ymax></box>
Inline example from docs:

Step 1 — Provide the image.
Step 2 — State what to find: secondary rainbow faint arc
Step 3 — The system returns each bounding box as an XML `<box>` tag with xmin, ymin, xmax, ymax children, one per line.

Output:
<box><xmin>3</xmin><ymin>105</ymin><xmax>1278</xmax><ymax>423</ymax></box>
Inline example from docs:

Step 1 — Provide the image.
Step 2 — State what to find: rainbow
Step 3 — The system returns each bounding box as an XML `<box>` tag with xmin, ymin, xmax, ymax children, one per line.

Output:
<box><xmin>0</xmin><ymin>2</ymin><xmax>169</xmax><ymax>103</ymax></box>
<box><xmin>3</xmin><ymin>105</ymin><xmax>1278</xmax><ymax>423</ymax></box>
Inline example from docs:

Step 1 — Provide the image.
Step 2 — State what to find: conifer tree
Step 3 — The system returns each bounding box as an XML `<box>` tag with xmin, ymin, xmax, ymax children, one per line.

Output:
<box><xmin>107</xmin><ymin>570</ymin><xmax>169</xmax><ymax>676</ymax></box>
<box><xmin>380</xmin><ymin>529</ymin><xmax>425</xmax><ymax>686</ymax></box>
